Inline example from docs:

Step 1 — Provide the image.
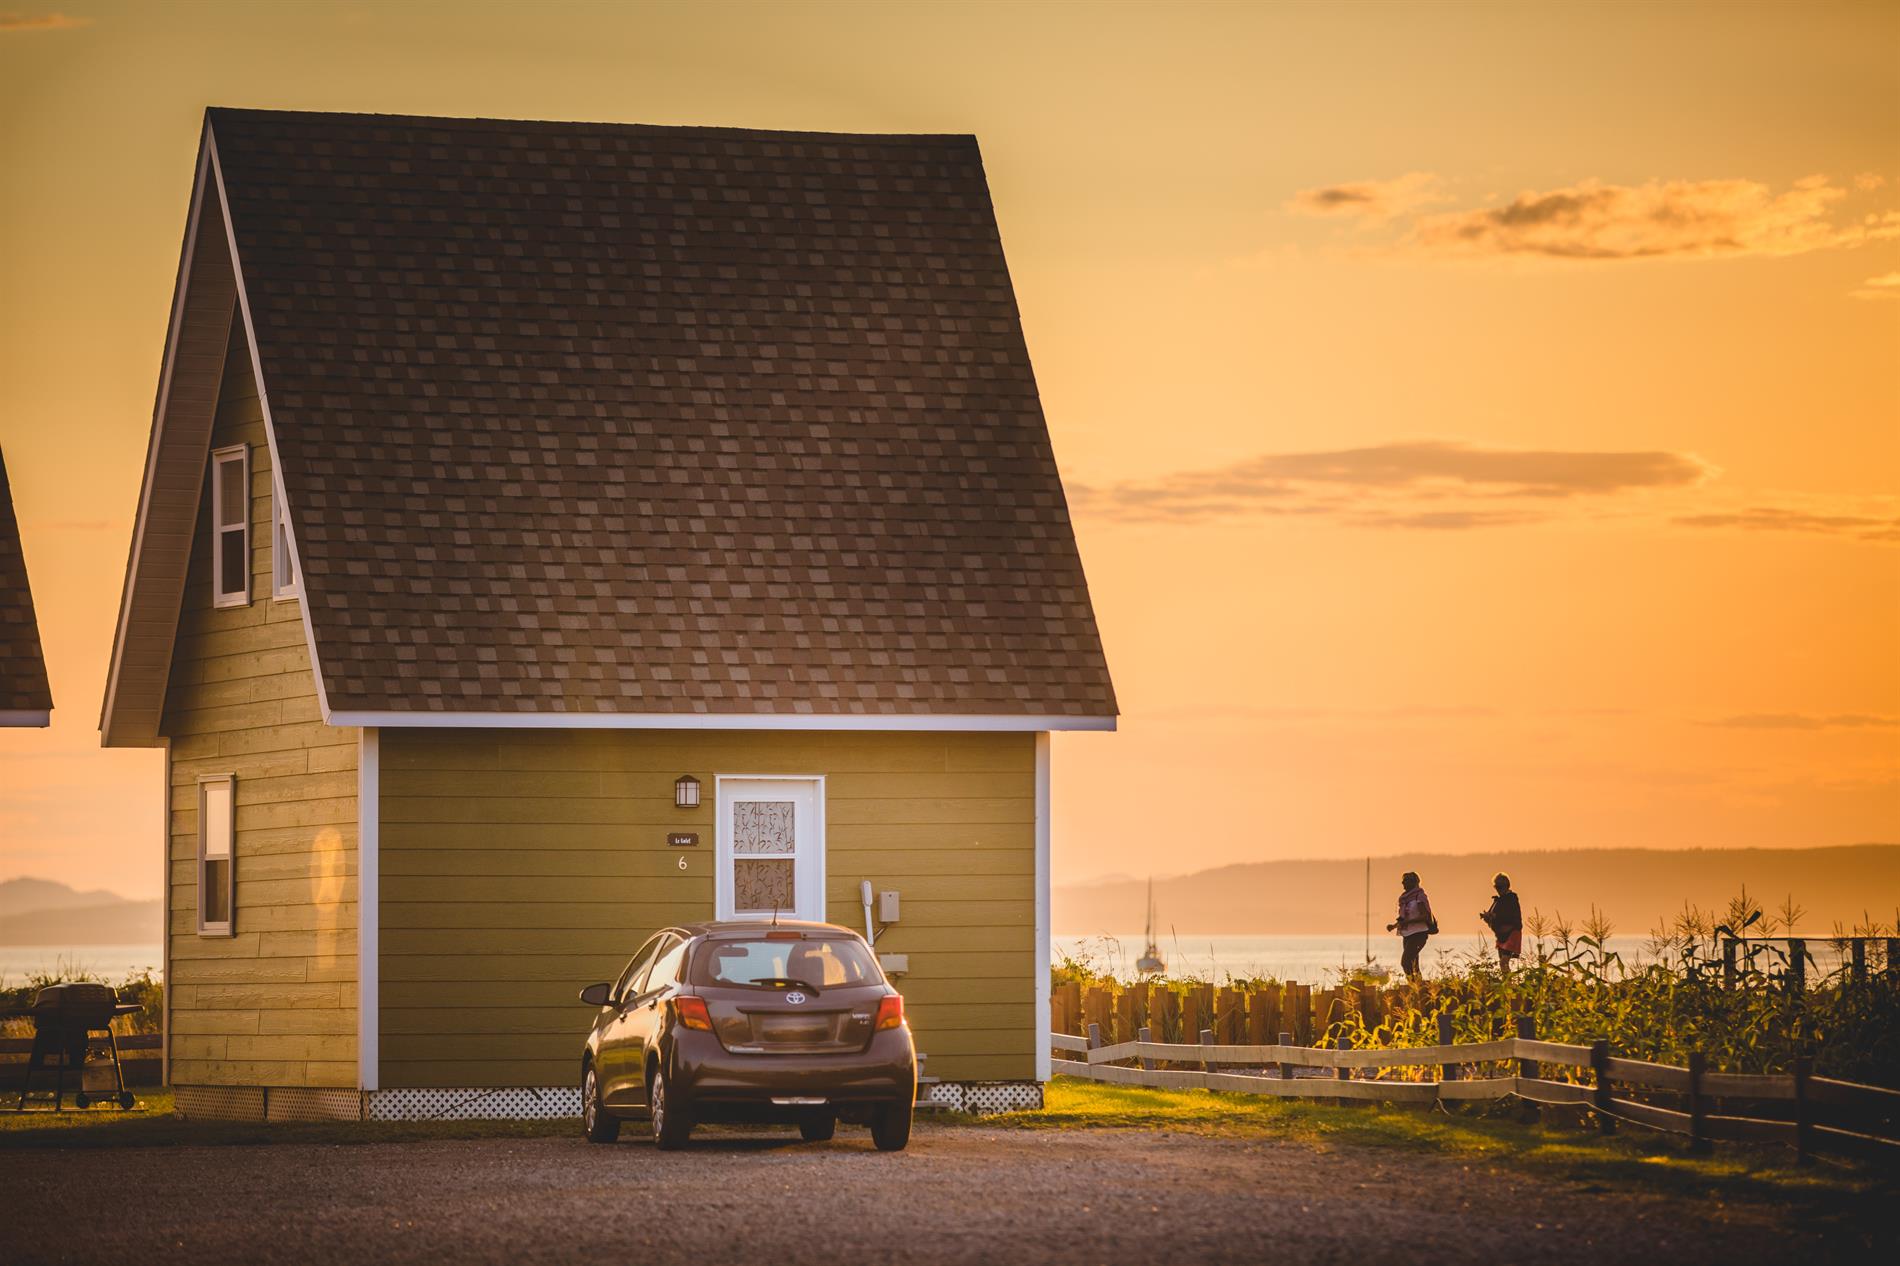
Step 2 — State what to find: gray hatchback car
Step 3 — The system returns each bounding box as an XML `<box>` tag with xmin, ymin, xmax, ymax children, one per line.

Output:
<box><xmin>578</xmin><ymin>920</ymin><xmax>917</xmax><ymax>1150</ymax></box>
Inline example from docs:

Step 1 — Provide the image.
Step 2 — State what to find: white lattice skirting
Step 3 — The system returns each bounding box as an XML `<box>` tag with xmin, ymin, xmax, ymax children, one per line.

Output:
<box><xmin>367</xmin><ymin>1086</ymin><xmax>583</xmax><ymax>1121</ymax></box>
<box><xmin>174</xmin><ymin>1085</ymin><xmax>365</xmax><ymax>1122</ymax></box>
<box><xmin>179</xmin><ymin>1081</ymin><xmax>1042</xmax><ymax>1122</ymax></box>
<box><xmin>917</xmin><ymin>1081</ymin><xmax>1044</xmax><ymax>1114</ymax></box>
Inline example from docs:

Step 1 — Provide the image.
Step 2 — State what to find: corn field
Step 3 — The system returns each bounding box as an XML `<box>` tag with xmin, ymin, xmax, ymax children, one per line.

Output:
<box><xmin>1054</xmin><ymin>893</ymin><xmax>1900</xmax><ymax>1089</ymax></box>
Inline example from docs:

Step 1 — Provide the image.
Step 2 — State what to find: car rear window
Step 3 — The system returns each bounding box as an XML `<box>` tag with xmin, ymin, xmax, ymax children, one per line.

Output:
<box><xmin>692</xmin><ymin>936</ymin><xmax>881</xmax><ymax>989</ymax></box>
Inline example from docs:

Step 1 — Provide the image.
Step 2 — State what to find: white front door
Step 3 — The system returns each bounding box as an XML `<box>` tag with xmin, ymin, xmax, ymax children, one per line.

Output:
<box><xmin>715</xmin><ymin>777</ymin><xmax>826</xmax><ymax>923</ymax></box>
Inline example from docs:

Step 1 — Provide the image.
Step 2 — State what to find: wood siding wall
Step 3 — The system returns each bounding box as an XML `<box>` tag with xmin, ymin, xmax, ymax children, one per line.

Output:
<box><xmin>379</xmin><ymin>729</ymin><xmax>1036</xmax><ymax>1088</ymax></box>
<box><xmin>162</xmin><ymin>318</ymin><xmax>358</xmax><ymax>1089</ymax></box>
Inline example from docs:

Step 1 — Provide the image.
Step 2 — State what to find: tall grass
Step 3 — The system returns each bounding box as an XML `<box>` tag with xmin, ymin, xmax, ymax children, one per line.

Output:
<box><xmin>1056</xmin><ymin>894</ymin><xmax>1900</xmax><ymax>1088</ymax></box>
<box><xmin>0</xmin><ymin>960</ymin><xmax>163</xmax><ymax>1037</ymax></box>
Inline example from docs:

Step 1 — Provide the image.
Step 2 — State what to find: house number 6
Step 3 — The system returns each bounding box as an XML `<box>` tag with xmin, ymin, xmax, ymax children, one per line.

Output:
<box><xmin>677</xmin><ymin>856</ymin><xmax>689</xmax><ymax>871</ymax></box>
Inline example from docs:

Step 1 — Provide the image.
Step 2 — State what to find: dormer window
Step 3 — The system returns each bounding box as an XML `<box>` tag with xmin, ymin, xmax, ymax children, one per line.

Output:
<box><xmin>210</xmin><ymin>444</ymin><xmax>250</xmax><ymax>608</ymax></box>
<box><xmin>271</xmin><ymin>486</ymin><xmax>297</xmax><ymax>600</ymax></box>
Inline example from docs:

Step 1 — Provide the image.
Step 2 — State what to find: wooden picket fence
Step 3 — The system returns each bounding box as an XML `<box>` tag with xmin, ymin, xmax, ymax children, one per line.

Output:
<box><xmin>1052</xmin><ymin>977</ymin><xmax>1363</xmax><ymax>1048</ymax></box>
<box><xmin>1050</xmin><ymin>1022</ymin><xmax>1900</xmax><ymax>1165</ymax></box>
<box><xmin>0</xmin><ymin>1032</ymin><xmax>162</xmax><ymax>1094</ymax></box>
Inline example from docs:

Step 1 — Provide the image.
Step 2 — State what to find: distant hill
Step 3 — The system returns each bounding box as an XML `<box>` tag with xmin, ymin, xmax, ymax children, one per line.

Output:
<box><xmin>0</xmin><ymin>877</ymin><xmax>129</xmax><ymax>920</ymax></box>
<box><xmin>0</xmin><ymin>878</ymin><xmax>162</xmax><ymax>945</ymax></box>
<box><xmin>1054</xmin><ymin>845</ymin><xmax>1900</xmax><ymax>938</ymax></box>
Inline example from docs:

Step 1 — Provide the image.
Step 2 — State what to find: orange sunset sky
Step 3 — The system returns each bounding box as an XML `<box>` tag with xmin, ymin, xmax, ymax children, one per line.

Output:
<box><xmin>1</xmin><ymin>0</ymin><xmax>1895</xmax><ymax>900</ymax></box>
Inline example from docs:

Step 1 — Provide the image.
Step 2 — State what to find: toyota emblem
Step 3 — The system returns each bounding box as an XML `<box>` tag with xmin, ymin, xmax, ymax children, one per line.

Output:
<box><xmin>784</xmin><ymin>991</ymin><xmax>807</xmax><ymax>1005</ymax></box>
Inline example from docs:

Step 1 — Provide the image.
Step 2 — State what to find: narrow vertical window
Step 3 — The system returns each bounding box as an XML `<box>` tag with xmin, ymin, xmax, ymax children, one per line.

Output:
<box><xmin>210</xmin><ymin>444</ymin><xmax>250</xmax><ymax>607</ymax></box>
<box><xmin>199</xmin><ymin>774</ymin><xmax>236</xmax><ymax>936</ymax></box>
<box><xmin>271</xmin><ymin>485</ymin><xmax>297</xmax><ymax>599</ymax></box>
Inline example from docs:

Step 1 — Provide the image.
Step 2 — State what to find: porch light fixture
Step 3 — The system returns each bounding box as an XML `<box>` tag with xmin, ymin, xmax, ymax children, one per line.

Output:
<box><xmin>674</xmin><ymin>775</ymin><xmax>701</xmax><ymax>810</ymax></box>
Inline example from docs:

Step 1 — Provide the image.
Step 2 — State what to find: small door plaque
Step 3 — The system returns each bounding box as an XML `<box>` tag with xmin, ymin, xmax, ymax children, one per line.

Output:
<box><xmin>668</xmin><ymin>832</ymin><xmax>699</xmax><ymax>848</ymax></box>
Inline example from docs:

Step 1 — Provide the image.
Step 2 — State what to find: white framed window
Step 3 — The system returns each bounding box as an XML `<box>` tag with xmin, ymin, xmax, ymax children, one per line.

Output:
<box><xmin>198</xmin><ymin>774</ymin><xmax>236</xmax><ymax>936</ymax></box>
<box><xmin>271</xmin><ymin>485</ymin><xmax>297</xmax><ymax>599</ymax></box>
<box><xmin>210</xmin><ymin>444</ymin><xmax>250</xmax><ymax>607</ymax></box>
<box><xmin>714</xmin><ymin>776</ymin><xmax>826</xmax><ymax>922</ymax></box>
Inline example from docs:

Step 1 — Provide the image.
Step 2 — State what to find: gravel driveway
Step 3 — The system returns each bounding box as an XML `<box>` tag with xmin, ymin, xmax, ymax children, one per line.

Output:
<box><xmin>0</xmin><ymin>1122</ymin><xmax>1880</xmax><ymax>1265</ymax></box>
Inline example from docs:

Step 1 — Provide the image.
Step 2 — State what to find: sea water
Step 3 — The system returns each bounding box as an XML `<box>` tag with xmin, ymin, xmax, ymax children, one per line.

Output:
<box><xmin>1055</xmin><ymin>933</ymin><xmax>1855</xmax><ymax>984</ymax></box>
<box><xmin>0</xmin><ymin>944</ymin><xmax>164</xmax><ymax>986</ymax></box>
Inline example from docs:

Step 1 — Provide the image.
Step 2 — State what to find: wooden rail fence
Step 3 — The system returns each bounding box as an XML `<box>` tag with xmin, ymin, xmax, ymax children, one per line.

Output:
<box><xmin>1051</xmin><ymin>1026</ymin><xmax>1900</xmax><ymax>1165</ymax></box>
<box><xmin>0</xmin><ymin>1033</ymin><xmax>162</xmax><ymax>1091</ymax></box>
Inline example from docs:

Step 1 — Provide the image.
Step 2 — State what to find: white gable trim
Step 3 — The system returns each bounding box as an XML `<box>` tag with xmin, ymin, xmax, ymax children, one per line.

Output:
<box><xmin>100</xmin><ymin>134</ymin><xmax>221</xmax><ymax>745</ymax></box>
<box><xmin>325</xmin><ymin>710</ymin><xmax>1115</xmax><ymax>732</ymax></box>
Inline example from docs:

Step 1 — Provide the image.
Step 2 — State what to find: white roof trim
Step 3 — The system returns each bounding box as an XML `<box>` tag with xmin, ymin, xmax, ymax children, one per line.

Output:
<box><xmin>99</xmin><ymin>134</ymin><xmax>216</xmax><ymax>744</ymax></box>
<box><xmin>0</xmin><ymin>710</ymin><xmax>52</xmax><ymax>728</ymax></box>
<box><xmin>206</xmin><ymin>131</ymin><xmax>333</xmax><ymax>725</ymax></box>
<box><xmin>325</xmin><ymin>710</ymin><xmax>1115</xmax><ymax>733</ymax></box>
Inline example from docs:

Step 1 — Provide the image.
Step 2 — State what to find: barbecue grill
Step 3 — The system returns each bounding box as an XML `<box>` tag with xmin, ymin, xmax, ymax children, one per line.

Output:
<box><xmin>9</xmin><ymin>982</ymin><xmax>140</xmax><ymax>1111</ymax></box>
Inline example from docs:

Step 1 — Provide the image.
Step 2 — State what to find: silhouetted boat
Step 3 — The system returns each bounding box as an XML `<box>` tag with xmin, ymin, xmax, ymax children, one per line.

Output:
<box><xmin>1360</xmin><ymin>856</ymin><xmax>1390</xmax><ymax>981</ymax></box>
<box><xmin>1136</xmin><ymin>878</ymin><xmax>1166</xmax><ymax>975</ymax></box>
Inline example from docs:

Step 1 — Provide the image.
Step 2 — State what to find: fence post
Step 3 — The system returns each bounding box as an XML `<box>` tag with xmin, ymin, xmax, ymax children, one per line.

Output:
<box><xmin>1437</xmin><ymin>1013</ymin><xmax>1458</xmax><ymax>1085</ymax></box>
<box><xmin>1686</xmin><ymin>1050</ymin><xmax>1711</xmax><ymax>1155</ymax></box>
<box><xmin>1086</xmin><ymin>1022</ymin><xmax>1102</xmax><ymax>1052</ymax></box>
<box><xmin>1199</xmin><ymin>1027</ymin><xmax>1215</xmax><ymax>1079</ymax></box>
<box><xmin>1793</xmin><ymin>1055</ymin><xmax>1813</xmax><ymax>1165</ymax></box>
<box><xmin>1278</xmin><ymin>1030</ymin><xmax>1294</xmax><ymax>1083</ymax></box>
<box><xmin>1515</xmin><ymin>1015</ymin><xmax>1540</xmax><ymax>1120</ymax></box>
<box><xmin>1851</xmin><ymin>939</ymin><xmax>1867</xmax><ymax>983</ymax></box>
<box><xmin>1138</xmin><ymin>1025</ymin><xmax>1154</xmax><ymax>1072</ymax></box>
<box><xmin>1886</xmin><ymin>938</ymin><xmax>1900</xmax><ymax>983</ymax></box>
<box><xmin>1589</xmin><ymin>1039</ymin><xmax>1614</xmax><ymax>1134</ymax></box>
<box><xmin>1787</xmin><ymin>939</ymin><xmax>1806</xmax><ymax>993</ymax></box>
<box><xmin>1722</xmin><ymin>938</ymin><xmax>1737</xmax><ymax>989</ymax></box>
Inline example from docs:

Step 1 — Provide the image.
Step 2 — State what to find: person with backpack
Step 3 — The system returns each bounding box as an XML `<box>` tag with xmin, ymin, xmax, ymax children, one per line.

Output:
<box><xmin>1384</xmin><ymin>871</ymin><xmax>1436</xmax><ymax>980</ymax></box>
<box><xmin>1480</xmin><ymin>872</ymin><xmax>1524</xmax><ymax>972</ymax></box>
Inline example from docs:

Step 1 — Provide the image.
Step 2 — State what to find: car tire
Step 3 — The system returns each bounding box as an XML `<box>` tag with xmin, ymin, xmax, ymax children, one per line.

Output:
<box><xmin>649</xmin><ymin>1067</ymin><xmax>693</xmax><ymax>1151</ymax></box>
<box><xmin>870</xmin><ymin>1101</ymin><xmax>911</xmax><ymax>1152</ymax></box>
<box><xmin>797</xmin><ymin>1114</ymin><xmax>836</xmax><ymax>1143</ymax></box>
<box><xmin>583</xmin><ymin>1064</ymin><xmax>619</xmax><ymax>1143</ymax></box>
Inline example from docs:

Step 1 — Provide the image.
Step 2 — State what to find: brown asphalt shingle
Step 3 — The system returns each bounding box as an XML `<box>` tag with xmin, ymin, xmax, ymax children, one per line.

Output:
<box><xmin>0</xmin><ymin>446</ymin><xmax>52</xmax><ymax>715</ymax></box>
<box><xmin>208</xmin><ymin>109</ymin><xmax>1115</xmax><ymax>718</ymax></box>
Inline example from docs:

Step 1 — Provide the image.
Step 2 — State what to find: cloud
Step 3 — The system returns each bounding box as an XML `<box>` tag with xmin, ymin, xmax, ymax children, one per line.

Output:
<box><xmin>1407</xmin><ymin>175</ymin><xmax>1900</xmax><ymax>260</ymax></box>
<box><xmin>1851</xmin><ymin>270</ymin><xmax>1900</xmax><ymax>300</ymax></box>
<box><xmin>1279</xmin><ymin>172</ymin><xmax>1900</xmax><ymax>264</ymax></box>
<box><xmin>1413</xmin><ymin>173</ymin><xmax>1900</xmax><ymax>260</ymax></box>
<box><xmin>0</xmin><ymin>12</ymin><xmax>91</xmax><ymax>30</ymax></box>
<box><xmin>1286</xmin><ymin>172</ymin><xmax>1446</xmax><ymax>222</ymax></box>
<box><xmin>1072</xmin><ymin>440</ymin><xmax>1712</xmax><ymax>527</ymax></box>
<box><xmin>1674</xmin><ymin>506</ymin><xmax>1900</xmax><ymax>544</ymax></box>
<box><xmin>1704</xmin><ymin>713</ymin><xmax>1900</xmax><ymax>731</ymax></box>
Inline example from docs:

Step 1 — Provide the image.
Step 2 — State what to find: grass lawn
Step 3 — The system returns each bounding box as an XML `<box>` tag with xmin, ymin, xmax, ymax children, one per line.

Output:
<box><xmin>981</xmin><ymin>1076</ymin><xmax>1896</xmax><ymax>1229</ymax></box>
<box><xmin>0</xmin><ymin>1090</ymin><xmax>574</xmax><ymax>1149</ymax></box>
<box><xmin>4</xmin><ymin>1074</ymin><xmax>1896</xmax><ymax>1231</ymax></box>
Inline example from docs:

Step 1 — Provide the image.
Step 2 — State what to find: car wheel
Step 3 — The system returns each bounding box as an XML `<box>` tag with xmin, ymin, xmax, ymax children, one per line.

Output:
<box><xmin>649</xmin><ymin>1067</ymin><xmax>693</xmax><ymax>1151</ymax></box>
<box><xmin>582</xmin><ymin>1065</ymin><xmax>619</xmax><ymax>1143</ymax></box>
<box><xmin>797</xmin><ymin>1114</ymin><xmax>836</xmax><ymax>1143</ymax></box>
<box><xmin>870</xmin><ymin>1101</ymin><xmax>911</xmax><ymax>1152</ymax></box>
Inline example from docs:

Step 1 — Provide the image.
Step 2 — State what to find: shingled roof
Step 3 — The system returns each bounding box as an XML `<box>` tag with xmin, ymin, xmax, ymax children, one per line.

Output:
<box><xmin>106</xmin><ymin>109</ymin><xmax>1115</xmax><ymax>732</ymax></box>
<box><xmin>0</xmin><ymin>446</ymin><xmax>53</xmax><ymax>725</ymax></box>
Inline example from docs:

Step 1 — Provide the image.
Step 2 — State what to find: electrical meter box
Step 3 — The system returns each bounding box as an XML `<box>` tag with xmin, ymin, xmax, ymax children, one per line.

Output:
<box><xmin>877</xmin><ymin>890</ymin><xmax>901</xmax><ymax>922</ymax></box>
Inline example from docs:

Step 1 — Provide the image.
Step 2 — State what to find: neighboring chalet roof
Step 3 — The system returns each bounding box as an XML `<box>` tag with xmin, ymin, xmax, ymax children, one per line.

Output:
<box><xmin>0</xmin><ymin>446</ymin><xmax>53</xmax><ymax>726</ymax></box>
<box><xmin>101</xmin><ymin>108</ymin><xmax>1115</xmax><ymax>745</ymax></box>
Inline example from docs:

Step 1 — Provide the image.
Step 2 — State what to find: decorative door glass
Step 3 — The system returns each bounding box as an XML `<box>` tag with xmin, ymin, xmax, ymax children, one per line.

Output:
<box><xmin>732</xmin><ymin>801</ymin><xmax>796</xmax><ymax>915</ymax></box>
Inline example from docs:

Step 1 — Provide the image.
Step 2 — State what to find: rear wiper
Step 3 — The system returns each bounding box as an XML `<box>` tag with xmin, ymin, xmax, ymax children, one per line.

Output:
<box><xmin>747</xmin><ymin>977</ymin><xmax>820</xmax><ymax>993</ymax></box>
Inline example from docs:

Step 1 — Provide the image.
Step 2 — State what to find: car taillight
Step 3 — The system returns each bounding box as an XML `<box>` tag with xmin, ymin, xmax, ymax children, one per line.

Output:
<box><xmin>874</xmin><ymin>994</ymin><xmax>905</xmax><ymax>1031</ymax></box>
<box><xmin>673</xmin><ymin>996</ymin><xmax>713</xmax><ymax>1031</ymax></box>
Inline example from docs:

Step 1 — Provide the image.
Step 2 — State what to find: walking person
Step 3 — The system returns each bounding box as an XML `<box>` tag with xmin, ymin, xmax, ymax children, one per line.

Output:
<box><xmin>1384</xmin><ymin>871</ymin><xmax>1436</xmax><ymax>981</ymax></box>
<box><xmin>1480</xmin><ymin>872</ymin><xmax>1524</xmax><ymax>972</ymax></box>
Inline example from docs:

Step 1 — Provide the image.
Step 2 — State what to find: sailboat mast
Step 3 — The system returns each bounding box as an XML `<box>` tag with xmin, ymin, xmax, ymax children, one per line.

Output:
<box><xmin>1364</xmin><ymin>857</ymin><xmax>1370</xmax><ymax>965</ymax></box>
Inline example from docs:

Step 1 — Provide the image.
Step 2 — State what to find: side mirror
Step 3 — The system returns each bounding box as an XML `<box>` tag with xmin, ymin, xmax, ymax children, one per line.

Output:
<box><xmin>579</xmin><ymin>983</ymin><xmax>613</xmax><ymax>1007</ymax></box>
